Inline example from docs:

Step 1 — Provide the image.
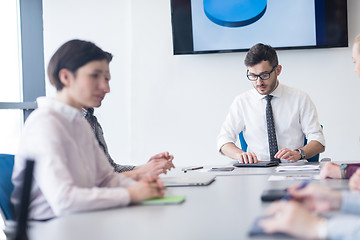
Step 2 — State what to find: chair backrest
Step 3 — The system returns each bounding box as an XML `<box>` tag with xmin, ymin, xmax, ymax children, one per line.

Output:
<box><xmin>303</xmin><ymin>138</ymin><xmax>319</xmax><ymax>162</ymax></box>
<box><xmin>239</xmin><ymin>131</ymin><xmax>248</xmax><ymax>152</ymax></box>
<box><xmin>238</xmin><ymin>132</ymin><xmax>320</xmax><ymax>162</ymax></box>
<box><xmin>0</xmin><ymin>154</ymin><xmax>15</xmax><ymax>221</ymax></box>
<box><xmin>14</xmin><ymin>159</ymin><xmax>34</xmax><ymax>240</ymax></box>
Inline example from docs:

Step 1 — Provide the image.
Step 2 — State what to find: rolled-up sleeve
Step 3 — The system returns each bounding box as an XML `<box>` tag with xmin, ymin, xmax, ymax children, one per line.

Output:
<box><xmin>340</xmin><ymin>191</ymin><xmax>360</xmax><ymax>215</ymax></box>
<box><xmin>345</xmin><ymin>164</ymin><xmax>360</xmax><ymax>179</ymax></box>
<box><xmin>217</xmin><ymin>96</ymin><xmax>245</xmax><ymax>152</ymax></box>
<box><xmin>327</xmin><ymin>215</ymin><xmax>360</xmax><ymax>240</ymax></box>
<box><xmin>326</xmin><ymin>192</ymin><xmax>360</xmax><ymax>239</ymax></box>
<box><xmin>300</xmin><ymin>93</ymin><xmax>325</xmax><ymax>148</ymax></box>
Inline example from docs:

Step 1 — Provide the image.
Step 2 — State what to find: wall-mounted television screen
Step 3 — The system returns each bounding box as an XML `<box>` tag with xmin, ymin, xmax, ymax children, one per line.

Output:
<box><xmin>170</xmin><ymin>0</ymin><xmax>348</xmax><ymax>55</ymax></box>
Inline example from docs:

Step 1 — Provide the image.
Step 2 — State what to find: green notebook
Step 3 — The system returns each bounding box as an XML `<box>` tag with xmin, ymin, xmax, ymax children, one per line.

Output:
<box><xmin>141</xmin><ymin>195</ymin><xmax>185</xmax><ymax>205</ymax></box>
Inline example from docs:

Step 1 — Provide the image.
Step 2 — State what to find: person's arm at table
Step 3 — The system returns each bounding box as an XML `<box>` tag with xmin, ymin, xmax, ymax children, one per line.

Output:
<box><xmin>220</xmin><ymin>142</ymin><xmax>258</xmax><ymax>164</ymax></box>
<box><xmin>274</xmin><ymin>140</ymin><xmax>324</xmax><ymax>162</ymax></box>
<box><xmin>320</xmin><ymin>162</ymin><xmax>341</xmax><ymax>179</ymax></box>
<box><xmin>127</xmin><ymin>175</ymin><xmax>165</xmax><ymax>203</ymax></box>
<box><xmin>349</xmin><ymin>169</ymin><xmax>360</xmax><ymax>192</ymax></box>
<box><xmin>259</xmin><ymin>201</ymin><xmax>325</xmax><ymax>239</ymax></box>
<box><xmin>320</xmin><ymin>162</ymin><xmax>360</xmax><ymax>179</ymax></box>
<box><xmin>147</xmin><ymin>152</ymin><xmax>175</xmax><ymax>171</ymax></box>
<box><xmin>288</xmin><ymin>184</ymin><xmax>342</xmax><ymax>213</ymax></box>
<box><xmin>260</xmin><ymin>200</ymin><xmax>360</xmax><ymax>240</ymax></box>
<box><xmin>293</xmin><ymin>91</ymin><xmax>325</xmax><ymax>162</ymax></box>
<box><xmin>122</xmin><ymin>152</ymin><xmax>175</xmax><ymax>181</ymax></box>
<box><xmin>217</xmin><ymin>95</ymin><xmax>257</xmax><ymax>163</ymax></box>
<box><xmin>291</xmin><ymin>183</ymin><xmax>360</xmax><ymax>215</ymax></box>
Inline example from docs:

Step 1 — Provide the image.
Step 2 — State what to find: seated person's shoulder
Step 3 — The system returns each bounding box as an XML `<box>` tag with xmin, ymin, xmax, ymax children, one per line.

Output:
<box><xmin>282</xmin><ymin>84</ymin><xmax>311</xmax><ymax>99</ymax></box>
<box><xmin>237</xmin><ymin>88</ymin><xmax>260</xmax><ymax>101</ymax></box>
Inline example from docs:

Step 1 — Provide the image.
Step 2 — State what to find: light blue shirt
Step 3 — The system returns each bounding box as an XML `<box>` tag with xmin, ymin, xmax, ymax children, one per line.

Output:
<box><xmin>327</xmin><ymin>192</ymin><xmax>360</xmax><ymax>239</ymax></box>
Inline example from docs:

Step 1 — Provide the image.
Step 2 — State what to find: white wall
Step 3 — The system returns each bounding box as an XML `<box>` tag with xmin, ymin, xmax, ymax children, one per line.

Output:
<box><xmin>43</xmin><ymin>0</ymin><xmax>360</xmax><ymax>167</ymax></box>
<box><xmin>43</xmin><ymin>0</ymin><xmax>133</xmax><ymax>162</ymax></box>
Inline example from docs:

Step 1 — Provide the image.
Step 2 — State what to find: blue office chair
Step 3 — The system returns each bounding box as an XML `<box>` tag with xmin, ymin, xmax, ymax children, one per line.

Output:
<box><xmin>0</xmin><ymin>154</ymin><xmax>15</xmax><ymax>221</ymax></box>
<box><xmin>239</xmin><ymin>132</ymin><xmax>319</xmax><ymax>162</ymax></box>
<box><xmin>2</xmin><ymin>159</ymin><xmax>35</xmax><ymax>240</ymax></box>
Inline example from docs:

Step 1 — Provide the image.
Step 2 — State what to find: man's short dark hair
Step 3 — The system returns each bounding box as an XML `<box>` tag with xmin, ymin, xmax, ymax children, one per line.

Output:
<box><xmin>244</xmin><ymin>43</ymin><xmax>278</xmax><ymax>67</ymax></box>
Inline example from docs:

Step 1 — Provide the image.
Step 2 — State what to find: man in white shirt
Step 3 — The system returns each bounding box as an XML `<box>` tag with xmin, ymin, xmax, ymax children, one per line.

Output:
<box><xmin>217</xmin><ymin>43</ymin><xmax>325</xmax><ymax>163</ymax></box>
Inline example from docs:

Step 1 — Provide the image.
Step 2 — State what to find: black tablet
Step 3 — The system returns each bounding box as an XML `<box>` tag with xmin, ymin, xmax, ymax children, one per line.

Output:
<box><xmin>233</xmin><ymin>161</ymin><xmax>279</xmax><ymax>168</ymax></box>
<box><xmin>261</xmin><ymin>189</ymin><xmax>288</xmax><ymax>202</ymax></box>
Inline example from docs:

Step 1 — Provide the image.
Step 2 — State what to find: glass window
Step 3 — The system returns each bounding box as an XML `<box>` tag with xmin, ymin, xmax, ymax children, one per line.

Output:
<box><xmin>0</xmin><ymin>0</ymin><xmax>22</xmax><ymax>156</ymax></box>
<box><xmin>0</xmin><ymin>1</ymin><xmax>21</xmax><ymax>233</ymax></box>
<box><xmin>0</xmin><ymin>0</ymin><xmax>43</xmax><ymax>232</ymax></box>
<box><xmin>0</xmin><ymin>0</ymin><xmax>21</xmax><ymax>102</ymax></box>
<box><xmin>0</xmin><ymin>110</ymin><xmax>22</xmax><ymax>154</ymax></box>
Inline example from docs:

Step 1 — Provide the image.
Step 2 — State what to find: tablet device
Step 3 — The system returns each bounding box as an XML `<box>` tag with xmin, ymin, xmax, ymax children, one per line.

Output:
<box><xmin>261</xmin><ymin>189</ymin><xmax>288</xmax><ymax>202</ymax></box>
<box><xmin>209</xmin><ymin>167</ymin><xmax>234</xmax><ymax>172</ymax></box>
<box><xmin>233</xmin><ymin>161</ymin><xmax>279</xmax><ymax>168</ymax></box>
<box><xmin>160</xmin><ymin>176</ymin><xmax>215</xmax><ymax>187</ymax></box>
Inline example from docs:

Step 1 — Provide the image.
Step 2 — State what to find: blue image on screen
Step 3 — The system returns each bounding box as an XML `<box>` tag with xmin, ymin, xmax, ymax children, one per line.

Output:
<box><xmin>191</xmin><ymin>0</ymin><xmax>317</xmax><ymax>52</ymax></box>
<box><xmin>203</xmin><ymin>0</ymin><xmax>267</xmax><ymax>27</ymax></box>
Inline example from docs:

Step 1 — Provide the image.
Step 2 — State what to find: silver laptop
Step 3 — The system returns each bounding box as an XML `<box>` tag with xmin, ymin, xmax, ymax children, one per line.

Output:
<box><xmin>160</xmin><ymin>175</ymin><xmax>216</xmax><ymax>187</ymax></box>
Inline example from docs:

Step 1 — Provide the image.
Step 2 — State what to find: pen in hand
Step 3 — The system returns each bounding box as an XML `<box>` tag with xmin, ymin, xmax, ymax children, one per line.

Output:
<box><xmin>281</xmin><ymin>181</ymin><xmax>310</xmax><ymax>201</ymax></box>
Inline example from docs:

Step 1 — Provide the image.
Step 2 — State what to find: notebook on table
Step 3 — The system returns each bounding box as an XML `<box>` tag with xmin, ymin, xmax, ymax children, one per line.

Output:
<box><xmin>141</xmin><ymin>195</ymin><xmax>185</xmax><ymax>205</ymax></box>
<box><xmin>160</xmin><ymin>175</ymin><xmax>215</xmax><ymax>187</ymax></box>
<box><xmin>233</xmin><ymin>161</ymin><xmax>279</xmax><ymax>168</ymax></box>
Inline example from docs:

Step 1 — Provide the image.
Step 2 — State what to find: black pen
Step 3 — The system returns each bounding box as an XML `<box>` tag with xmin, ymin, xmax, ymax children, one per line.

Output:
<box><xmin>182</xmin><ymin>166</ymin><xmax>203</xmax><ymax>173</ymax></box>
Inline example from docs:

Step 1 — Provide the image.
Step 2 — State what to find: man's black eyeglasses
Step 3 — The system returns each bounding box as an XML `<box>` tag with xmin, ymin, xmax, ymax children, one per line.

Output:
<box><xmin>247</xmin><ymin>65</ymin><xmax>277</xmax><ymax>81</ymax></box>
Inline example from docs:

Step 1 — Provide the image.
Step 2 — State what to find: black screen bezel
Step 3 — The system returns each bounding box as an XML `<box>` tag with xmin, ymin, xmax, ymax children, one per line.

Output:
<box><xmin>170</xmin><ymin>0</ymin><xmax>348</xmax><ymax>55</ymax></box>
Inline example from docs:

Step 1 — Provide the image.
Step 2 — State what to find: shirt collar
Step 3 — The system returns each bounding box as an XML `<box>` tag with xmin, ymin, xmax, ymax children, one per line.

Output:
<box><xmin>36</xmin><ymin>97</ymin><xmax>82</xmax><ymax>122</ymax></box>
<box><xmin>253</xmin><ymin>82</ymin><xmax>283</xmax><ymax>100</ymax></box>
<box><xmin>82</xmin><ymin>107</ymin><xmax>94</xmax><ymax>117</ymax></box>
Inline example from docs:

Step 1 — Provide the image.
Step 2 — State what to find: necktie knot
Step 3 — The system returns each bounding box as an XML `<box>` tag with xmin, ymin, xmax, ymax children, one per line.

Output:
<box><xmin>87</xmin><ymin>108</ymin><xmax>95</xmax><ymax>115</ymax></box>
<box><xmin>83</xmin><ymin>108</ymin><xmax>97</xmax><ymax>125</ymax></box>
<box><xmin>265</xmin><ymin>95</ymin><xmax>273</xmax><ymax>102</ymax></box>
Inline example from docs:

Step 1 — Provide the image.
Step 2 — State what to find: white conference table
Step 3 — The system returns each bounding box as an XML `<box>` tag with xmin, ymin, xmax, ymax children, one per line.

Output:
<box><xmin>28</xmin><ymin>164</ymin><xmax>349</xmax><ymax>240</ymax></box>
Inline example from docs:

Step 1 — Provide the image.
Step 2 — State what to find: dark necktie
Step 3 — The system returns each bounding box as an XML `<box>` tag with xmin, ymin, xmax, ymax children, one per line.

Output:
<box><xmin>265</xmin><ymin>95</ymin><xmax>279</xmax><ymax>161</ymax></box>
<box><xmin>83</xmin><ymin>108</ymin><xmax>108</xmax><ymax>155</ymax></box>
<box><xmin>83</xmin><ymin>108</ymin><xmax>135</xmax><ymax>172</ymax></box>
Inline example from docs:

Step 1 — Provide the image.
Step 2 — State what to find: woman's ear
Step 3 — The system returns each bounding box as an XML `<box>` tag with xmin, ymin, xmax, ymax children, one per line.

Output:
<box><xmin>58</xmin><ymin>68</ymin><xmax>73</xmax><ymax>87</ymax></box>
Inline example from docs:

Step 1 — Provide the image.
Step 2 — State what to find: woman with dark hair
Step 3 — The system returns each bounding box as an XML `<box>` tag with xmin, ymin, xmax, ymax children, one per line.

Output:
<box><xmin>11</xmin><ymin>39</ymin><xmax>164</xmax><ymax>220</ymax></box>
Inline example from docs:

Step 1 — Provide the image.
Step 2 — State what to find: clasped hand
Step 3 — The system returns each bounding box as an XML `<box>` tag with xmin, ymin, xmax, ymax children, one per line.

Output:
<box><xmin>127</xmin><ymin>175</ymin><xmax>165</xmax><ymax>203</ymax></box>
<box><xmin>134</xmin><ymin>152</ymin><xmax>175</xmax><ymax>180</ymax></box>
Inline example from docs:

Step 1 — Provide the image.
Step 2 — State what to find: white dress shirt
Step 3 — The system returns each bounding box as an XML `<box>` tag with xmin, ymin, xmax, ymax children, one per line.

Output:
<box><xmin>11</xmin><ymin>97</ymin><xmax>136</xmax><ymax>220</ymax></box>
<box><xmin>217</xmin><ymin>83</ymin><xmax>325</xmax><ymax>161</ymax></box>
